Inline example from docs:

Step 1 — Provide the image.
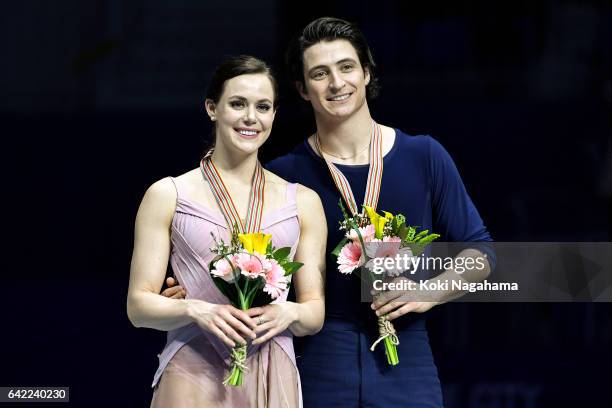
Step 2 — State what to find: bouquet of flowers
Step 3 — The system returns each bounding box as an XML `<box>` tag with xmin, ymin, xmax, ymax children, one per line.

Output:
<box><xmin>208</xmin><ymin>229</ymin><xmax>303</xmax><ymax>386</ymax></box>
<box><xmin>332</xmin><ymin>202</ymin><xmax>439</xmax><ymax>366</ymax></box>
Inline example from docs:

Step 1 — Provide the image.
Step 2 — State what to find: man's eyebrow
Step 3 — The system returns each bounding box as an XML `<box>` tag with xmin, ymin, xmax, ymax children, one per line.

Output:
<box><xmin>336</xmin><ymin>58</ymin><xmax>357</xmax><ymax>65</ymax></box>
<box><xmin>307</xmin><ymin>58</ymin><xmax>358</xmax><ymax>75</ymax></box>
<box><xmin>307</xmin><ymin>64</ymin><xmax>328</xmax><ymax>75</ymax></box>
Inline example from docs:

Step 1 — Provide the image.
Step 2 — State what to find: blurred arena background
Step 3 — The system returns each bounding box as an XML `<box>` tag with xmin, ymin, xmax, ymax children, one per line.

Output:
<box><xmin>1</xmin><ymin>1</ymin><xmax>611</xmax><ymax>406</ymax></box>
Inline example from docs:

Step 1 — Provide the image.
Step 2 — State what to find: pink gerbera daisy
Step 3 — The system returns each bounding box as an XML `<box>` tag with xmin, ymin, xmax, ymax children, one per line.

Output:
<box><xmin>210</xmin><ymin>257</ymin><xmax>238</xmax><ymax>283</ymax></box>
<box><xmin>263</xmin><ymin>259</ymin><xmax>288</xmax><ymax>299</ymax></box>
<box><xmin>234</xmin><ymin>252</ymin><xmax>266</xmax><ymax>279</ymax></box>
<box><xmin>337</xmin><ymin>241</ymin><xmax>363</xmax><ymax>274</ymax></box>
<box><xmin>346</xmin><ymin>224</ymin><xmax>376</xmax><ymax>243</ymax></box>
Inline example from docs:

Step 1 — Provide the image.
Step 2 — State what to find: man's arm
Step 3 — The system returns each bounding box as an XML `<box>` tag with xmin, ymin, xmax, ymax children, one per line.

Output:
<box><xmin>372</xmin><ymin>136</ymin><xmax>495</xmax><ymax>318</ymax></box>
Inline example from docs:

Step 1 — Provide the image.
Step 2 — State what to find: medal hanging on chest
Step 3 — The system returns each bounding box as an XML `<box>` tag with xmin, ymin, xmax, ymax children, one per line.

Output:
<box><xmin>315</xmin><ymin>121</ymin><xmax>402</xmax><ymax>365</ymax></box>
<box><xmin>199</xmin><ymin>153</ymin><xmax>304</xmax><ymax>385</ymax></box>
<box><xmin>200</xmin><ymin>154</ymin><xmax>265</xmax><ymax>234</ymax></box>
<box><xmin>313</xmin><ymin>120</ymin><xmax>384</xmax><ymax>216</ymax></box>
<box><xmin>319</xmin><ymin>122</ymin><xmax>441</xmax><ymax>367</ymax></box>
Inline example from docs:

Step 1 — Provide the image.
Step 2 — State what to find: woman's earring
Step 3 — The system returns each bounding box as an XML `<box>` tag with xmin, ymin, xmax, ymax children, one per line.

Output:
<box><xmin>210</xmin><ymin>116</ymin><xmax>216</xmax><ymax>122</ymax></box>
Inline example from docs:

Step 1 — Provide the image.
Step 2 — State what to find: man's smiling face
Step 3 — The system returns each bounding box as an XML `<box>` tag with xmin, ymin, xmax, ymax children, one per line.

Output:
<box><xmin>299</xmin><ymin>39</ymin><xmax>371</xmax><ymax>121</ymax></box>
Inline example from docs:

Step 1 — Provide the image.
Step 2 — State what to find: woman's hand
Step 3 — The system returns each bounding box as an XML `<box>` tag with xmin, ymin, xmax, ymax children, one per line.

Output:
<box><xmin>187</xmin><ymin>300</ymin><xmax>257</xmax><ymax>347</ymax></box>
<box><xmin>247</xmin><ymin>303</ymin><xmax>299</xmax><ymax>345</ymax></box>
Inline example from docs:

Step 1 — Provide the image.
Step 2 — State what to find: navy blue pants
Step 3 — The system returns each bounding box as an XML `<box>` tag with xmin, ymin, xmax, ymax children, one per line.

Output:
<box><xmin>296</xmin><ymin>318</ymin><xmax>443</xmax><ymax>407</ymax></box>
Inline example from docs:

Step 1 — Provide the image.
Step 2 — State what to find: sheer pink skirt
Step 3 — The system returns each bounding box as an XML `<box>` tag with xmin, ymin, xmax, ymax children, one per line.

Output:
<box><xmin>150</xmin><ymin>334</ymin><xmax>301</xmax><ymax>408</ymax></box>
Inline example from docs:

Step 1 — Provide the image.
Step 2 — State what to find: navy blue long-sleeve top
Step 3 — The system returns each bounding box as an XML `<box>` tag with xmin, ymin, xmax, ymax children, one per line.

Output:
<box><xmin>266</xmin><ymin>129</ymin><xmax>494</xmax><ymax>328</ymax></box>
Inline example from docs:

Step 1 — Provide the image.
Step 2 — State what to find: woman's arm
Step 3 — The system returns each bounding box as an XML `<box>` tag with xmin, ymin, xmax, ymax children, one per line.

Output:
<box><xmin>126</xmin><ymin>178</ymin><xmax>256</xmax><ymax>346</ymax></box>
<box><xmin>286</xmin><ymin>185</ymin><xmax>327</xmax><ymax>336</ymax></box>
<box><xmin>250</xmin><ymin>185</ymin><xmax>327</xmax><ymax>344</ymax></box>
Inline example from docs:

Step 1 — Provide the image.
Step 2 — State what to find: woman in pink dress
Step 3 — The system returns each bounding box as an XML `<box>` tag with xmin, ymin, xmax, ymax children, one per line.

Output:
<box><xmin>127</xmin><ymin>55</ymin><xmax>327</xmax><ymax>407</ymax></box>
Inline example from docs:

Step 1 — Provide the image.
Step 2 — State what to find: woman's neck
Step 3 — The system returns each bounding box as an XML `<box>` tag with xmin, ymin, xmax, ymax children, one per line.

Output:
<box><xmin>210</xmin><ymin>144</ymin><xmax>258</xmax><ymax>184</ymax></box>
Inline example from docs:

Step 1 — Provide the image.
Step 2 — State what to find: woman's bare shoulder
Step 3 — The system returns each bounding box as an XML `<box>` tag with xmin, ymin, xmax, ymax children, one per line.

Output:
<box><xmin>295</xmin><ymin>184</ymin><xmax>322</xmax><ymax>204</ymax></box>
<box><xmin>165</xmin><ymin>168</ymin><xmax>201</xmax><ymax>195</ymax></box>
<box><xmin>141</xmin><ymin>168</ymin><xmax>196</xmax><ymax>214</ymax></box>
<box><xmin>263</xmin><ymin>168</ymin><xmax>289</xmax><ymax>184</ymax></box>
<box><xmin>173</xmin><ymin>168</ymin><xmax>200</xmax><ymax>183</ymax></box>
<box><xmin>136</xmin><ymin>177</ymin><xmax>177</xmax><ymax>226</ymax></box>
<box><xmin>145</xmin><ymin>177</ymin><xmax>176</xmax><ymax>202</ymax></box>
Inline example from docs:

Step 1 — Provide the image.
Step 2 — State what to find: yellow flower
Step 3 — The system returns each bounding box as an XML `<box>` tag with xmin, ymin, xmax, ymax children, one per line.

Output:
<box><xmin>238</xmin><ymin>233</ymin><xmax>272</xmax><ymax>255</ymax></box>
<box><xmin>364</xmin><ymin>206</ymin><xmax>394</xmax><ymax>239</ymax></box>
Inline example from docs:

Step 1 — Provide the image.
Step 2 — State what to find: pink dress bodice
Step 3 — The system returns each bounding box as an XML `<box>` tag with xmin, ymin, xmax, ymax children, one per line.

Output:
<box><xmin>151</xmin><ymin>177</ymin><xmax>301</xmax><ymax>405</ymax></box>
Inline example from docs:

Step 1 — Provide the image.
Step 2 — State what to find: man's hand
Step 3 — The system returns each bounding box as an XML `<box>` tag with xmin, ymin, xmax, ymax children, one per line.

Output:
<box><xmin>370</xmin><ymin>276</ymin><xmax>437</xmax><ymax>321</ymax></box>
<box><xmin>160</xmin><ymin>277</ymin><xmax>186</xmax><ymax>299</ymax></box>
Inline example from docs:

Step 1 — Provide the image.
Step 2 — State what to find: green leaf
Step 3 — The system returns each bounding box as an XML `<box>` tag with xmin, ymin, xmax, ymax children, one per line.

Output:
<box><xmin>411</xmin><ymin>245</ymin><xmax>425</xmax><ymax>256</ymax></box>
<box><xmin>390</xmin><ymin>216</ymin><xmax>398</xmax><ymax>232</ymax></box>
<box><xmin>273</xmin><ymin>247</ymin><xmax>291</xmax><ymax>261</ymax></box>
<box><xmin>397</xmin><ymin>223</ymin><xmax>408</xmax><ymax>241</ymax></box>
<box><xmin>407</xmin><ymin>226</ymin><xmax>417</xmax><ymax>241</ymax></box>
<box><xmin>339</xmin><ymin>199</ymin><xmax>350</xmax><ymax>221</ymax></box>
<box><xmin>282</xmin><ymin>261</ymin><xmax>304</xmax><ymax>276</ymax></box>
<box><xmin>245</xmin><ymin>280</ymin><xmax>265</xmax><ymax>306</ymax></box>
<box><xmin>414</xmin><ymin>230</ymin><xmax>429</xmax><ymax>240</ymax></box>
<box><xmin>331</xmin><ymin>237</ymin><xmax>349</xmax><ymax>258</ymax></box>
<box><xmin>416</xmin><ymin>233</ymin><xmax>440</xmax><ymax>245</ymax></box>
<box><xmin>393</xmin><ymin>217</ymin><xmax>404</xmax><ymax>237</ymax></box>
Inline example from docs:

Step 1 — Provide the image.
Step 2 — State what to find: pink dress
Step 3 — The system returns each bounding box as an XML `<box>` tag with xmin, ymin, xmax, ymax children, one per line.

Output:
<box><xmin>150</xmin><ymin>177</ymin><xmax>302</xmax><ymax>407</ymax></box>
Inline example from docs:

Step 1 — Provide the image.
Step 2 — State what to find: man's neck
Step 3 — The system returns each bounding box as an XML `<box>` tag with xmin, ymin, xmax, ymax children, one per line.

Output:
<box><xmin>314</xmin><ymin>103</ymin><xmax>373</xmax><ymax>163</ymax></box>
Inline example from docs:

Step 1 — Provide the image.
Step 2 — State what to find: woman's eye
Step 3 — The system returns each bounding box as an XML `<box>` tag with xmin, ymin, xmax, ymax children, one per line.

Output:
<box><xmin>230</xmin><ymin>100</ymin><xmax>245</xmax><ymax>109</ymax></box>
<box><xmin>313</xmin><ymin>71</ymin><xmax>327</xmax><ymax>80</ymax></box>
<box><xmin>257</xmin><ymin>104</ymin><xmax>271</xmax><ymax>112</ymax></box>
<box><xmin>341</xmin><ymin>64</ymin><xmax>354</xmax><ymax>72</ymax></box>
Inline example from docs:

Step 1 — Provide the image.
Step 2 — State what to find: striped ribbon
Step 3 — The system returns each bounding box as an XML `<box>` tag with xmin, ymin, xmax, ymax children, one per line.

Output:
<box><xmin>200</xmin><ymin>152</ymin><xmax>265</xmax><ymax>233</ymax></box>
<box><xmin>314</xmin><ymin>121</ymin><xmax>384</xmax><ymax>215</ymax></box>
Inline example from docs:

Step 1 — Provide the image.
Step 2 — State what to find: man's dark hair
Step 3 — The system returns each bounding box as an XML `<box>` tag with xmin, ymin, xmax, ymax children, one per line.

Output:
<box><xmin>286</xmin><ymin>17</ymin><xmax>379</xmax><ymax>99</ymax></box>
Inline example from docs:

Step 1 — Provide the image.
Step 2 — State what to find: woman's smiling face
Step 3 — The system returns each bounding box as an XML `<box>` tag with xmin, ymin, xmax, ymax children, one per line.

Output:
<box><xmin>206</xmin><ymin>73</ymin><xmax>276</xmax><ymax>155</ymax></box>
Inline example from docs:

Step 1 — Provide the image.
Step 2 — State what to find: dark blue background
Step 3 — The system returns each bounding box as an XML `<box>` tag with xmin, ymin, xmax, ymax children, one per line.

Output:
<box><xmin>2</xmin><ymin>1</ymin><xmax>611</xmax><ymax>406</ymax></box>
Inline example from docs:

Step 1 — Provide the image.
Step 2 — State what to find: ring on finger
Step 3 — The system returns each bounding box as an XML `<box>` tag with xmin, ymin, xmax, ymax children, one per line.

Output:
<box><xmin>257</xmin><ymin>317</ymin><xmax>267</xmax><ymax>325</ymax></box>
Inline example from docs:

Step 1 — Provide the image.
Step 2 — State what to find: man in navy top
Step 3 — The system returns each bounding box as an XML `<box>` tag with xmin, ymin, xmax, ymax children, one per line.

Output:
<box><xmin>164</xmin><ymin>16</ymin><xmax>494</xmax><ymax>407</ymax></box>
<box><xmin>264</xmin><ymin>17</ymin><xmax>494</xmax><ymax>407</ymax></box>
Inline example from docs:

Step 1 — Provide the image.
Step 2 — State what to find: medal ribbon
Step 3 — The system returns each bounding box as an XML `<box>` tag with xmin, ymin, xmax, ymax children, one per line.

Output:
<box><xmin>200</xmin><ymin>152</ymin><xmax>265</xmax><ymax>233</ymax></box>
<box><xmin>314</xmin><ymin>121</ymin><xmax>383</xmax><ymax>215</ymax></box>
